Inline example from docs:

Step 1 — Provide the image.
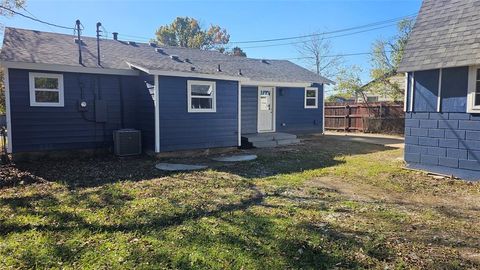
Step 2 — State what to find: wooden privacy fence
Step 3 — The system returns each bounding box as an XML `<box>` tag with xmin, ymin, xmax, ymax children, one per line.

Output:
<box><xmin>324</xmin><ymin>102</ymin><xmax>405</xmax><ymax>134</ymax></box>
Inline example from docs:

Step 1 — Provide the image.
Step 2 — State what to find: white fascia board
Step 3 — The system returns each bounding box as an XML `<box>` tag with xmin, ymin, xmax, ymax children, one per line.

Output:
<box><xmin>127</xmin><ymin>62</ymin><xmax>317</xmax><ymax>87</ymax></box>
<box><xmin>242</xmin><ymin>81</ymin><xmax>311</xmax><ymax>88</ymax></box>
<box><xmin>1</xmin><ymin>61</ymin><xmax>139</xmax><ymax>76</ymax></box>
<box><xmin>237</xmin><ymin>82</ymin><xmax>242</xmax><ymax>146</ymax></box>
<box><xmin>140</xmin><ymin>68</ymin><xmax>242</xmax><ymax>81</ymax></box>
<box><xmin>154</xmin><ymin>75</ymin><xmax>160</xmax><ymax>153</ymax></box>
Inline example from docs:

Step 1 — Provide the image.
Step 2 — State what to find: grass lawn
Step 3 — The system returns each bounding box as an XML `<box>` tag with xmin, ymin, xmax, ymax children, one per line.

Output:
<box><xmin>1</xmin><ymin>135</ymin><xmax>479</xmax><ymax>269</ymax></box>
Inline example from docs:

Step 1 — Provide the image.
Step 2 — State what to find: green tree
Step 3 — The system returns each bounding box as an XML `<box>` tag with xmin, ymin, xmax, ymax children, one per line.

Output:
<box><xmin>369</xmin><ymin>18</ymin><xmax>415</xmax><ymax>99</ymax></box>
<box><xmin>1</xmin><ymin>0</ymin><xmax>27</xmax><ymax>114</ymax></box>
<box><xmin>155</xmin><ymin>17</ymin><xmax>230</xmax><ymax>50</ymax></box>
<box><xmin>332</xmin><ymin>66</ymin><xmax>367</xmax><ymax>103</ymax></box>
<box><xmin>231</xmin><ymin>46</ymin><xmax>247</xmax><ymax>57</ymax></box>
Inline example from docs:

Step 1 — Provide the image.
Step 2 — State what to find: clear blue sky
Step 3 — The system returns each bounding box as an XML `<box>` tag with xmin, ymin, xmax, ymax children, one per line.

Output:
<box><xmin>0</xmin><ymin>0</ymin><xmax>422</xmax><ymax>84</ymax></box>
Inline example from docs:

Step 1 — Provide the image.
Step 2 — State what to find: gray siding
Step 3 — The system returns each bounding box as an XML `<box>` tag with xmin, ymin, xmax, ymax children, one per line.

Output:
<box><xmin>275</xmin><ymin>84</ymin><xmax>324</xmax><ymax>133</ymax></box>
<box><xmin>158</xmin><ymin>76</ymin><xmax>238</xmax><ymax>152</ymax></box>
<box><xmin>241</xmin><ymin>86</ymin><xmax>258</xmax><ymax>134</ymax></box>
<box><xmin>8</xmin><ymin>69</ymin><xmax>145</xmax><ymax>152</ymax></box>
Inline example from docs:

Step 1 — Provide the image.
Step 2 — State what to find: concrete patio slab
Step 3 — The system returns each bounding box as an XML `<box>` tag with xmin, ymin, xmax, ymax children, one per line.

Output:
<box><xmin>212</xmin><ymin>154</ymin><xmax>257</xmax><ymax>162</ymax></box>
<box><xmin>323</xmin><ymin>132</ymin><xmax>404</xmax><ymax>148</ymax></box>
<box><xmin>155</xmin><ymin>163</ymin><xmax>207</xmax><ymax>171</ymax></box>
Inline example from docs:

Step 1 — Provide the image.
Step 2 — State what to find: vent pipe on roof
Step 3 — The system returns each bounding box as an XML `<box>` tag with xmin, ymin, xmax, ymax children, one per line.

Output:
<box><xmin>96</xmin><ymin>22</ymin><xmax>102</xmax><ymax>66</ymax></box>
<box><xmin>75</xmin><ymin>19</ymin><xmax>82</xmax><ymax>65</ymax></box>
<box><xmin>112</xmin><ymin>32</ymin><xmax>118</xmax><ymax>40</ymax></box>
<box><xmin>217</xmin><ymin>64</ymin><xmax>222</xmax><ymax>72</ymax></box>
<box><xmin>238</xmin><ymin>69</ymin><xmax>242</xmax><ymax>76</ymax></box>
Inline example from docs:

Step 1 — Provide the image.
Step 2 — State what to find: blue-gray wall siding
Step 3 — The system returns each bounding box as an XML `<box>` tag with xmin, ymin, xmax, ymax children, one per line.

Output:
<box><xmin>158</xmin><ymin>76</ymin><xmax>238</xmax><ymax>152</ymax></box>
<box><xmin>275</xmin><ymin>84</ymin><xmax>324</xmax><ymax>133</ymax></box>
<box><xmin>8</xmin><ymin>69</ymin><xmax>148</xmax><ymax>153</ymax></box>
<box><xmin>241</xmin><ymin>86</ymin><xmax>258</xmax><ymax>134</ymax></box>
<box><xmin>136</xmin><ymin>72</ymin><xmax>155</xmax><ymax>151</ymax></box>
<box><xmin>404</xmin><ymin>66</ymin><xmax>480</xmax><ymax>171</ymax></box>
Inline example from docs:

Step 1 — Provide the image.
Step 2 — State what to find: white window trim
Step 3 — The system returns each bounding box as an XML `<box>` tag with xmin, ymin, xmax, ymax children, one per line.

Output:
<box><xmin>467</xmin><ymin>65</ymin><xmax>480</xmax><ymax>113</ymax></box>
<box><xmin>187</xmin><ymin>80</ymin><xmax>216</xmax><ymax>113</ymax></box>
<box><xmin>403</xmin><ymin>73</ymin><xmax>408</xmax><ymax>112</ymax></box>
<box><xmin>409</xmin><ymin>72</ymin><xmax>415</xmax><ymax>112</ymax></box>
<box><xmin>29</xmin><ymin>72</ymin><xmax>64</xmax><ymax>107</ymax></box>
<box><xmin>437</xmin><ymin>69</ymin><xmax>443</xmax><ymax>112</ymax></box>
<box><xmin>304</xmin><ymin>87</ymin><xmax>318</xmax><ymax>109</ymax></box>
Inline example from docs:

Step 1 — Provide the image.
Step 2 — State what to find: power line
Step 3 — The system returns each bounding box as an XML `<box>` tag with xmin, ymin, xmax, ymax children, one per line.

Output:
<box><xmin>102</xmin><ymin>13</ymin><xmax>417</xmax><ymax>47</ymax></box>
<box><xmin>229</xmin><ymin>13</ymin><xmax>417</xmax><ymax>44</ymax></box>
<box><xmin>241</xmin><ymin>23</ymin><xmax>399</xmax><ymax>49</ymax></box>
<box><xmin>0</xmin><ymin>5</ymin><xmax>75</xmax><ymax>30</ymax></box>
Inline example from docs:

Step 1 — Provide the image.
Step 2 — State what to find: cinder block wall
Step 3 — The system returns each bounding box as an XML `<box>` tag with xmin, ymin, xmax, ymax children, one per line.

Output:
<box><xmin>405</xmin><ymin>112</ymin><xmax>480</xmax><ymax>171</ymax></box>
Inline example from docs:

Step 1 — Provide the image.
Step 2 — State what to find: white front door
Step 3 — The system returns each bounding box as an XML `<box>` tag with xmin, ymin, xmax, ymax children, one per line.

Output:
<box><xmin>258</xmin><ymin>87</ymin><xmax>275</xmax><ymax>132</ymax></box>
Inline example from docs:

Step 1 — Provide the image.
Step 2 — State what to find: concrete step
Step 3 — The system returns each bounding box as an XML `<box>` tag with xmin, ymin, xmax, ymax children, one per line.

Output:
<box><xmin>276</xmin><ymin>138</ymin><xmax>301</xmax><ymax>146</ymax></box>
<box><xmin>243</xmin><ymin>134</ymin><xmax>275</xmax><ymax>143</ymax></box>
<box><xmin>252</xmin><ymin>141</ymin><xmax>278</xmax><ymax>148</ymax></box>
<box><xmin>273</xmin><ymin>133</ymin><xmax>297</xmax><ymax>140</ymax></box>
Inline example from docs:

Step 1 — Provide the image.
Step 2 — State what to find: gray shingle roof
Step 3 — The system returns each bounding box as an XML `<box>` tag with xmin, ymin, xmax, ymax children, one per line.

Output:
<box><xmin>0</xmin><ymin>27</ymin><xmax>333</xmax><ymax>84</ymax></box>
<box><xmin>398</xmin><ymin>0</ymin><xmax>480</xmax><ymax>72</ymax></box>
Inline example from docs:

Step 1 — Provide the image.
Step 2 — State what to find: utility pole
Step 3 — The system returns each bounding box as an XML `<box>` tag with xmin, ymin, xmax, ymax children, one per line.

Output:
<box><xmin>96</xmin><ymin>22</ymin><xmax>102</xmax><ymax>66</ymax></box>
<box><xmin>76</xmin><ymin>20</ymin><xmax>82</xmax><ymax>65</ymax></box>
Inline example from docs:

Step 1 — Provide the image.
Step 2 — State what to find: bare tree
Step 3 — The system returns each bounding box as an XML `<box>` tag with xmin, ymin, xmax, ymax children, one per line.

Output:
<box><xmin>296</xmin><ymin>33</ymin><xmax>343</xmax><ymax>78</ymax></box>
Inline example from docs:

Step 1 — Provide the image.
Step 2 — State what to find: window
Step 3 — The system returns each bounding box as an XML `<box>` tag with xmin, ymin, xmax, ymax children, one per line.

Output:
<box><xmin>475</xmin><ymin>69</ymin><xmax>480</xmax><ymax>106</ymax></box>
<box><xmin>467</xmin><ymin>66</ymin><xmax>480</xmax><ymax>113</ymax></box>
<box><xmin>187</xmin><ymin>80</ymin><xmax>216</xmax><ymax>112</ymax></box>
<box><xmin>304</xmin><ymin>87</ymin><xmax>318</xmax><ymax>109</ymax></box>
<box><xmin>29</xmin><ymin>73</ymin><xmax>64</xmax><ymax>107</ymax></box>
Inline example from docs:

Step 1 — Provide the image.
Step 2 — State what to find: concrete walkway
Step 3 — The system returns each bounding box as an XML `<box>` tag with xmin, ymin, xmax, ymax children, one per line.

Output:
<box><xmin>322</xmin><ymin>131</ymin><xmax>404</xmax><ymax>148</ymax></box>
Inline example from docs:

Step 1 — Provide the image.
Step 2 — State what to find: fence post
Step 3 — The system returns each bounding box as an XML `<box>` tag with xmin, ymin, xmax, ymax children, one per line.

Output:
<box><xmin>345</xmin><ymin>105</ymin><xmax>350</xmax><ymax>132</ymax></box>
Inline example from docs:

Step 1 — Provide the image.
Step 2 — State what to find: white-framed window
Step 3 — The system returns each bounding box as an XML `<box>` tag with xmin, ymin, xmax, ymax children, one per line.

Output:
<box><xmin>187</xmin><ymin>80</ymin><xmax>216</xmax><ymax>112</ymax></box>
<box><xmin>304</xmin><ymin>87</ymin><xmax>318</xmax><ymax>109</ymax></box>
<box><xmin>467</xmin><ymin>65</ymin><xmax>480</xmax><ymax>113</ymax></box>
<box><xmin>29</xmin><ymin>72</ymin><xmax>64</xmax><ymax>107</ymax></box>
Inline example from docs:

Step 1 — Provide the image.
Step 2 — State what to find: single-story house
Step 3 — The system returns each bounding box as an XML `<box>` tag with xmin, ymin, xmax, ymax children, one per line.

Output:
<box><xmin>399</xmin><ymin>0</ymin><xmax>480</xmax><ymax>179</ymax></box>
<box><xmin>0</xmin><ymin>27</ymin><xmax>332</xmax><ymax>155</ymax></box>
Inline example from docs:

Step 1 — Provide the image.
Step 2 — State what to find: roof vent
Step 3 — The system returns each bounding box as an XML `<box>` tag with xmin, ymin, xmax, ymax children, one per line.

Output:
<box><xmin>261</xmin><ymin>59</ymin><xmax>269</xmax><ymax>64</ymax></box>
<box><xmin>74</xmin><ymin>38</ymin><xmax>84</xmax><ymax>45</ymax></box>
<box><xmin>155</xmin><ymin>48</ymin><xmax>164</xmax><ymax>54</ymax></box>
<box><xmin>185</xmin><ymin>58</ymin><xmax>191</xmax><ymax>63</ymax></box>
<box><xmin>217</xmin><ymin>64</ymin><xmax>222</xmax><ymax>72</ymax></box>
<box><xmin>190</xmin><ymin>66</ymin><xmax>195</xmax><ymax>71</ymax></box>
<box><xmin>238</xmin><ymin>69</ymin><xmax>243</xmax><ymax>76</ymax></box>
<box><xmin>128</xmin><ymin>41</ymin><xmax>136</xmax><ymax>46</ymax></box>
<box><xmin>149</xmin><ymin>42</ymin><xmax>157</xmax><ymax>47</ymax></box>
<box><xmin>112</xmin><ymin>32</ymin><xmax>118</xmax><ymax>40</ymax></box>
<box><xmin>170</xmin><ymin>55</ymin><xmax>180</xmax><ymax>61</ymax></box>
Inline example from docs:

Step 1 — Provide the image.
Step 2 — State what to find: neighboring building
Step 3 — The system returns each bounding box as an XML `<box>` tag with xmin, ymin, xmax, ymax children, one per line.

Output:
<box><xmin>0</xmin><ymin>27</ymin><xmax>332</xmax><ymax>155</ymax></box>
<box><xmin>399</xmin><ymin>0</ymin><xmax>480</xmax><ymax>179</ymax></box>
<box><xmin>355</xmin><ymin>73</ymin><xmax>405</xmax><ymax>103</ymax></box>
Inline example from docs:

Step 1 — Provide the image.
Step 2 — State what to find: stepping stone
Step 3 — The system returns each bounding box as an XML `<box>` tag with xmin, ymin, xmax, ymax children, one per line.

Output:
<box><xmin>155</xmin><ymin>163</ymin><xmax>207</xmax><ymax>171</ymax></box>
<box><xmin>212</xmin><ymin>154</ymin><xmax>257</xmax><ymax>162</ymax></box>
